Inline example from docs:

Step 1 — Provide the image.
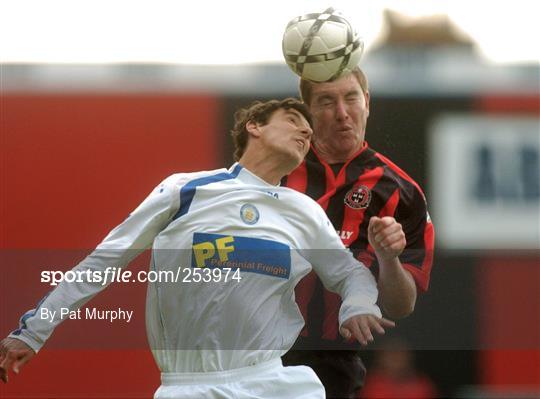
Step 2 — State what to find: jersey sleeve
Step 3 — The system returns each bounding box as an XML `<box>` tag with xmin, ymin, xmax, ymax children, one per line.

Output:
<box><xmin>304</xmin><ymin>207</ymin><xmax>382</xmax><ymax>328</ymax></box>
<box><xmin>8</xmin><ymin>175</ymin><xmax>180</xmax><ymax>352</ymax></box>
<box><xmin>395</xmin><ymin>187</ymin><xmax>434</xmax><ymax>292</ymax></box>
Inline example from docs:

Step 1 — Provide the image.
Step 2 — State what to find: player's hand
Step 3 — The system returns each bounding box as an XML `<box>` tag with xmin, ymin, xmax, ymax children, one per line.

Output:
<box><xmin>368</xmin><ymin>216</ymin><xmax>406</xmax><ymax>261</ymax></box>
<box><xmin>340</xmin><ymin>314</ymin><xmax>395</xmax><ymax>346</ymax></box>
<box><xmin>0</xmin><ymin>337</ymin><xmax>35</xmax><ymax>383</ymax></box>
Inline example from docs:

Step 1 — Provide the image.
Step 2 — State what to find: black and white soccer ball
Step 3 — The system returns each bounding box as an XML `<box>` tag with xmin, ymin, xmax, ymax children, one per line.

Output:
<box><xmin>282</xmin><ymin>7</ymin><xmax>364</xmax><ymax>82</ymax></box>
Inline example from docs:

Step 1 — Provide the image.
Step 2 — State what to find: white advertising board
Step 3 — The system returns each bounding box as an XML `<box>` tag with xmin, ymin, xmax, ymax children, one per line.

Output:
<box><xmin>430</xmin><ymin>114</ymin><xmax>539</xmax><ymax>249</ymax></box>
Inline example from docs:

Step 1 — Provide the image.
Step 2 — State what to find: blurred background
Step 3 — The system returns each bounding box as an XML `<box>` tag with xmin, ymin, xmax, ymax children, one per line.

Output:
<box><xmin>1</xmin><ymin>0</ymin><xmax>539</xmax><ymax>398</ymax></box>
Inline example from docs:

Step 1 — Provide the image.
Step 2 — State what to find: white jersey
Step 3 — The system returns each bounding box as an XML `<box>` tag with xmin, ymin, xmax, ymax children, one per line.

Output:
<box><xmin>10</xmin><ymin>164</ymin><xmax>381</xmax><ymax>372</ymax></box>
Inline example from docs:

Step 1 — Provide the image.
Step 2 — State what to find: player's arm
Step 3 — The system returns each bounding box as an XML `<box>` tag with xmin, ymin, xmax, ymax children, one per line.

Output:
<box><xmin>1</xmin><ymin>176</ymin><xmax>180</xmax><ymax>382</ymax></box>
<box><xmin>371</xmin><ymin>184</ymin><xmax>435</xmax><ymax>319</ymax></box>
<box><xmin>368</xmin><ymin>216</ymin><xmax>416</xmax><ymax>319</ymax></box>
<box><xmin>306</xmin><ymin>210</ymin><xmax>394</xmax><ymax>344</ymax></box>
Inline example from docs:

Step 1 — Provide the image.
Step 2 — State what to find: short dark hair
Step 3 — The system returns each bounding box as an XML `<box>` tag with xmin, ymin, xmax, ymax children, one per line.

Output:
<box><xmin>299</xmin><ymin>66</ymin><xmax>369</xmax><ymax>105</ymax></box>
<box><xmin>230</xmin><ymin>98</ymin><xmax>312</xmax><ymax>161</ymax></box>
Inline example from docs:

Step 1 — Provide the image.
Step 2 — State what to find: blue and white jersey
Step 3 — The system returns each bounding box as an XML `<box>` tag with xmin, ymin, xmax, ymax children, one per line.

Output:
<box><xmin>10</xmin><ymin>163</ymin><xmax>380</xmax><ymax>372</ymax></box>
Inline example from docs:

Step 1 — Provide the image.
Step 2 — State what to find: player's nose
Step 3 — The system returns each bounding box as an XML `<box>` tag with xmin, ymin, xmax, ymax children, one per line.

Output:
<box><xmin>299</xmin><ymin>124</ymin><xmax>313</xmax><ymax>139</ymax></box>
<box><xmin>335</xmin><ymin>100</ymin><xmax>349</xmax><ymax>121</ymax></box>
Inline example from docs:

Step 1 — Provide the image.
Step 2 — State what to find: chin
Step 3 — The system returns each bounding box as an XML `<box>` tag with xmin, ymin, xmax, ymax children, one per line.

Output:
<box><xmin>338</xmin><ymin>139</ymin><xmax>361</xmax><ymax>152</ymax></box>
<box><xmin>283</xmin><ymin>153</ymin><xmax>303</xmax><ymax>172</ymax></box>
<box><xmin>289</xmin><ymin>156</ymin><xmax>302</xmax><ymax>169</ymax></box>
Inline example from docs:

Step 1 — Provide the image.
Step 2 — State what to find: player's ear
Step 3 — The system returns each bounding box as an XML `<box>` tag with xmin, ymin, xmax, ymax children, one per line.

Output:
<box><xmin>246</xmin><ymin>120</ymin><xmax>262</xmax><ymax>138</ymax></box>
<box><xmin>364</xmin><ymin>91</ymin><xmax>370</xmax><ymax>117</ymax></box>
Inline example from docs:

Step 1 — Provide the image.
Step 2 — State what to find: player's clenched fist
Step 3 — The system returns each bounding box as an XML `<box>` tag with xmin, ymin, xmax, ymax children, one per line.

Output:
<box><xmin>368</xmin><ymin>216</ymin><xmax>406</xmax><ymax>261</ymax></box>
<box><xmin>340</xmin><ymin>314</ymin><xmax>395</xmax><ymax>346</ymax></box>
<box><xmin>0</xmin><ymin>338</ymin><xmax>35</xmax><ymax>383</ymax></box>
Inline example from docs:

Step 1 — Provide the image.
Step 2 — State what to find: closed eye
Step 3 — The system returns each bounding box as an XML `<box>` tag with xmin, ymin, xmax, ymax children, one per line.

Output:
<box><xmin>317</xmin><ymin>96</ymin><xmax>335</xmax><ymax>107</ymax></box>
<box><xmin>345</xmin><ymin>91</ymin><xmax>361</xmax><ymax>102</ymax></box>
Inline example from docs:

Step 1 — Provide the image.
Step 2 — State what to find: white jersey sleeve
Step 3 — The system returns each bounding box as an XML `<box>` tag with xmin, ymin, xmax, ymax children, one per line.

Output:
<box><xmin>8</xmin><ymin>175</ymin><xmax>180</xmax><ymax>352</ymax></box>
<box><xmin>304</xmin><ymin>205</ymin><xmax>381</xmax><ymax>327</ymax></box>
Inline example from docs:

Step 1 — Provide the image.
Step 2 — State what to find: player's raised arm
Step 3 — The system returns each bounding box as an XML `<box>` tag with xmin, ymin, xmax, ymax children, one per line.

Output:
<box><xmin>304</xmin><ymin>209</ymin><xmax>395</xmax><ymax>345</ymax></box>
<box><xmin>1</xmin><ymin>176</ymin><xmax>179</xmax><ymax>382</ymax></box>
<box><xmin>368</xmin><ymin>215</ymin><xmax>416</xmax><ymax>319</ymax></box>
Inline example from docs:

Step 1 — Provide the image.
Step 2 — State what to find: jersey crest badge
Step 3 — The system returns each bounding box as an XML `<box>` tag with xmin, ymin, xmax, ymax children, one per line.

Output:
<box><xmin>344</xmin><ymin>185</ymin><xmax>371</xmax><ymax>209</ymax></box>
<box><xmin>240</xmin><ymin>203</ymin><xmax>260</xmax><ymax>225</ymax></box>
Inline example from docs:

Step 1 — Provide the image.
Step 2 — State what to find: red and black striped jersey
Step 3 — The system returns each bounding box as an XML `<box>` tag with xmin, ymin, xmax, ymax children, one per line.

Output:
<box><xmin>284</xmin><ymin>141</ymin><xmax>435</xmax><ymax>342</ymax></box>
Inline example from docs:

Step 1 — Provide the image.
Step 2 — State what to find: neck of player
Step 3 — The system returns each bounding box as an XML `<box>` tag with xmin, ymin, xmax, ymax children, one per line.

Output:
<box><xmin>313</xmin><ymin>139</ymin><xmax>362</xmax><ymax>164</ymax></box>
<box><xmin>238</xmin><ymin>152</ymin><xmax>297</xmax><ymax>186</ymax></box>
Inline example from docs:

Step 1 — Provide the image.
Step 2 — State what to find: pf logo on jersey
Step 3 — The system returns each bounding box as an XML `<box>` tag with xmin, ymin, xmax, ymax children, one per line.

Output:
<box><xmin>344</xmin><ymin>185</ymin><xmax>371</xmax><ymax>209</ymax></box>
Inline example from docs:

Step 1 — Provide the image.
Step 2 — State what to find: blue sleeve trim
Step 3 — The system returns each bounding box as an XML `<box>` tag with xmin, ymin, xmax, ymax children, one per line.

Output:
<box><xmin>172</xmin><ymin>164</ymin><xmax>243</xmax><ymax>221</ymax></box>
<box><xmin>11</xmin><ymin>292</ymin><xmax>50</xmax><ymax>336</ymax></box>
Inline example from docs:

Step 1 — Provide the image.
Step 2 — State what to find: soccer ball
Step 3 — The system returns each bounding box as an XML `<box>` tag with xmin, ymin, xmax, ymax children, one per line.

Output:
<box><xmin>282</xmin><ymin>7</ymin><xmax>364</xmax><ymax>82</ymax></box>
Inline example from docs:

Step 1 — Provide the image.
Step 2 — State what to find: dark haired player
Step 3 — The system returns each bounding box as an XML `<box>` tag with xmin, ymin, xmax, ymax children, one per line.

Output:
<box><xmin>1</xmin><ymin>98</ymin><xmax>394</xmax><ymax>398</ymax></box>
